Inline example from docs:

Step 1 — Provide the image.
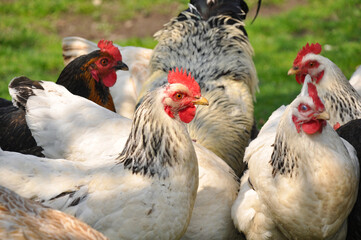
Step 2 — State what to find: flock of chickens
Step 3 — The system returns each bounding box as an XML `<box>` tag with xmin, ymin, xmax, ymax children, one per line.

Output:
<box><xmin>1</xmin><ymin>0</ymin><xmax>361</xmax><ymax>239</ymax></box>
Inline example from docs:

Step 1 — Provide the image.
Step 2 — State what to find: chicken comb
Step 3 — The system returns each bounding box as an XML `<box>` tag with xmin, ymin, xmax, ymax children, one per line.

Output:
<box><xmin>97</xmin><ymin>39</ymin><xmax>122</xmax><ymax>61</ymax></box>
<box><xmin>307</xmin><ymin>81</ymin><xmax>325</xmax><ymax>111</ymax></box>
<box><xmin>168</xmin><ymin>68</ymin><xmax>201</xmax><ymax>96</ymax></box>
<box><xmin>293</xmin><ymin>43</ymin><xmax>322</xmax><ymax>66</ymax></box>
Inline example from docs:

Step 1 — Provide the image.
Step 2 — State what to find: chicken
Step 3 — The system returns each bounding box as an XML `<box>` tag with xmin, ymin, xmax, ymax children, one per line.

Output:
<box><xmin>0</xmin><ymin>68</ymin><xmax>208</xmax><ymax>240</ymax></box>
<box><xmin>136</xmin><ymin>0</ymin><xmax>259</xmax><ymax>177</ymax></box>
<box><xmin>0</xmin><ymin>40</ymin><xmax>128</xmax><ymax>156</ymax></box>
<box><xmin>231</xmin><ymin>75</ymin><xmax>359</xmax><ymax>240</ymax></box>
<box><xmin>62</xmin><ymin>36</ymin><xmax>152</xmax><ymax>118</ymax></box>
<box><xmin>9</xmin><ymin>70</ymin><xmax>241</xmax><ymax>239</ymax></box>
<box><xmin>289</xmin><ymin>43</ymin><xmax>361</xmax><ymax>240</ymax></box>
<box><xmin>288</xmin><ymin>42</ymin><xmax>361</xmax><ymax>127</ymax></box>
<box><xmin>349</xmin><ymin>65</ymin><xmax>361</xmax><ymax>95</ymax></box>
<box><xmin>0</xmin><ymin>185</ymin><xmax>108</xmax><ymax>240</ymax></box>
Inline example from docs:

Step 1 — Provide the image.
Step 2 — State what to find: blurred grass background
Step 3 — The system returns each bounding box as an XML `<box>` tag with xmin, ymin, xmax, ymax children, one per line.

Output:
<box><xmin>0</xmin><ymin>0</ymin><xmax>360</xmax><ymax>125</ymax></box>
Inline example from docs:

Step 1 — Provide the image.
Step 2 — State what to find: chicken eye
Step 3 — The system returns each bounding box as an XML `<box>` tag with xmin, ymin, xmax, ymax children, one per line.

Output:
<box><xmin>100</xmin><ymin>58</ymin><xmax>109</xmax><ymax>66</ymax></box>
<box><xmin>174</xmin><ymin>93</ymin><xmax>184</xmax><ymax>100</ymax></box>
<box><xmin>299</xmin><ymin>104</ymin><xmax>309</xmax><ymax>112</ymax></box>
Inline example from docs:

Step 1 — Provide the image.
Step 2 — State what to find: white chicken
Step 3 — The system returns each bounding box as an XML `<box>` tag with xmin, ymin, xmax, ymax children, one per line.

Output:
<box><xmin>288</xmin><ymin>42</ymin><xmax>361</xmax><ymax>127</ymax></box>
<box><xmin>288</xmin><ymin>43</ymin><xmax>361</xmax><ymax>240</ymax></box>
<box><xmin>231</xmin><ymin>75</ymin><xmax>359</xmax><ymax>240</ymax></box>
<box><xmin>0</xmin><ymin>68</ymin><xmax>208</xmax><ymax>240</ymax></box>
<box><xmin>7</xmin><ymin>69</ymin><xmax>241</xmax><ymax>239</ymax></box>
<box><xmin>0</xmin><ymin>185</ymin><xmax>108</xmax><ymax>240</ymax></box>
<box><xmin>62</xmin><ymin>36</ymin><xmax>152</xmax><ymax>119</ymax></box>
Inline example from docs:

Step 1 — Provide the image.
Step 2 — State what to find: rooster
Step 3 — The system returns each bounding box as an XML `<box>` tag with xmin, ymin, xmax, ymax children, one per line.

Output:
<box><xmin>231</xmin><ymin>75</ymin><xmax>359</xmax><ymax>239</ymax></box>
<box><xmin>0</xmin><ymin>40</ymin><xmax>128</xmax><ymax>156</ymax></box>
<box><xmin>288</xmin><ymin>42</ymin><xmax>361</xmax><ymax>127</ymax></box>
<box><xmin>8</xmin><ymin>69</ymin><xmax>241</xmax><ymax>239</ymax></box>
<box><xmin>62</xmin><ymin>36</ymin><xmax>152</xmax><ymax>118</ymax></box>
<box><xmin>134</xmin><ymin>0</ymin><xmax>259</xmax><ymax>177</ymax></box>
<box><xmin>0</xmin><ymin>68</ymin><xmax>208</xmax><ymax>240</ymax></box>
<box><xmin>0</xmin><ymin>185</ymin><xmax>108</xmax><ymax>240</ymax></box>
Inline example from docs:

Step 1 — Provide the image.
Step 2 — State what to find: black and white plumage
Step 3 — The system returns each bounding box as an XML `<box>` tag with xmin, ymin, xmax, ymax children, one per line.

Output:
<box><xmin>0</xmin><ymin>71</ymin><xmax>208</xmax><ymax>240</ymax></box>
<box><xmin>137</xmin><ymin>0</ymin><xmax>259</xmax><ymax>177</ymax></box>
<box><xmin>232</xmin><ymin>76</ymin><xmax>359</xmax><ymax>240</ymax></box>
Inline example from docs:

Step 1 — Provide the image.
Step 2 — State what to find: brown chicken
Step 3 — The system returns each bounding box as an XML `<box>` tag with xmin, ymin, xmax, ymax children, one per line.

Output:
<box><xmin>0</xmin><ymin>40</ymin><xmax>128</xmax><ymax>156</ymax></box>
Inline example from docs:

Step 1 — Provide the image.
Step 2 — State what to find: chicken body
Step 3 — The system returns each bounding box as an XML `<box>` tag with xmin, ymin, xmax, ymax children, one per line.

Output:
<box><xmin>0</xmin><ymin>185</ymin><xmax>108</xmax><ymax>240</ymax></box>
<box><xmin>232</xmin><ymin>76</ymin><xmax>359</xmax><ymax>240</ymax></box>
<box><xmin>10</xmin><ymin>72</ymin><xmax>241</xmax><ymax>239</ymax></box>
<box><xmin>138</xmin><ymin>0</ymin><xmax>258</xmax><ymax>177</ymax></box>
<box><xmin>0</xmin><ymin>74</ymin><xmax>203</xmax><ymax>240</ymax></box>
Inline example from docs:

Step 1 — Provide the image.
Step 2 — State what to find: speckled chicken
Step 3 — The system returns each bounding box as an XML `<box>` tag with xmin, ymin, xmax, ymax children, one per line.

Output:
<box><xmin>136</xmin><ymin>0</ymin><xmax>259</xmax><ymax>177</ymax></box>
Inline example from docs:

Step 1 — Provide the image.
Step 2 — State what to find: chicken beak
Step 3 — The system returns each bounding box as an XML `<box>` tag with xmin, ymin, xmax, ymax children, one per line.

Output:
<box><xmin>288</xmin><ymin>66</ymin><xmax>300</xmax><ymax>75</ymax></box>
<box><xmin>114</xmin><ymin>61</ymin><xmax>129</xmax><ymax>71</ymax></box>
<box><xmin>315</xmin><ymin>111</ymin><xmax>330</xmax><ymax>120</ymax></box>
<box><xmin>192</xmin><ymin>96</ymin><xmax>209</xmax><ymax>106</ymax></box>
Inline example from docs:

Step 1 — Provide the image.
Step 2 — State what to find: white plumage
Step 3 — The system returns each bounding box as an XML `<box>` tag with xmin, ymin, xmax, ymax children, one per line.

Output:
<box><xmin>8</xmin><ymin>77</ymin><xmax>241</xmax><ymax>239</ymax></box>
<box><xmin>232</xmin><ymin>76</ymin><xmax>359</xmax><ymax>239</ymax></box>
<box><xmin>0</xmin><ymin>74</ymin><xmax>205</xmax><ymax>240</ymax></box>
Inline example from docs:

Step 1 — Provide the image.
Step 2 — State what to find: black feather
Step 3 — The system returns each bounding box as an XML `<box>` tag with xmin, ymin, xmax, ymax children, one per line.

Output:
<box><xmin>336</xmin><ymin>119</ymin><xmax>361</xmax><ymax>240</ymax></box>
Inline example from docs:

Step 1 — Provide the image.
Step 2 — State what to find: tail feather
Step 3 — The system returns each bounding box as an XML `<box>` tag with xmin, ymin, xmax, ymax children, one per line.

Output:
<box><xmin>8</xmin><ymin>76</ymin><xmax>44</xmax><ymax>110</ymax></box>
<box><xmin>62</xmin><ymin>37</ymin><xmax>98</xmax><ymax>66</ymax></box>
<box><xmin>189</xmin><ymin>0</ymin><xmax>249</xmax><ymax>21</ymax></box>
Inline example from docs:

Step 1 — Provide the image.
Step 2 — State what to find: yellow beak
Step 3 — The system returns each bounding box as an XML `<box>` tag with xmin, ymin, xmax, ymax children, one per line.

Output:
<box><xmin>288</xmin><ymin>66</ymin><xmax>301</xmax><ymax>75</ymax></box>
<box><xmin>193</xmin><ymin>96</ymin><xmax>209</xmax><ymax>106</ymax></box>
<box><xmin>315</xmin><ymin>111</ymin><xmax>330</xmax><ymax>120</ymax></box>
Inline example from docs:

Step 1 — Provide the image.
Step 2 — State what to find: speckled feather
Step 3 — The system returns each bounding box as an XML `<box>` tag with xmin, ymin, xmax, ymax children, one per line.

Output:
<box><xmin>139</xmin><ymin>4</ymin><xmax>258</xmax><ymax>177</ymax></box>
<box><xmin>0</xmin><ymin>185</ymin><xmax>108</xmax><ymax>240</ymax></box>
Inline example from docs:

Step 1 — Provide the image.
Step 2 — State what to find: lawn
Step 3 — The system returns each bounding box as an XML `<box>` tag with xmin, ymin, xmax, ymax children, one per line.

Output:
<box><xmin>0</xmin><ymin>0</ymin><xmax>360</xmax><ymax>125</ymax></box>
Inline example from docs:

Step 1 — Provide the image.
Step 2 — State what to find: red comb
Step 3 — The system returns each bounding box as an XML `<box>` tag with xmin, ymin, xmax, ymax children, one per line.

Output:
<box><xmin>307</xmin><ymin>82</ymin><xmax>324</xmax><ymax>111</ymax></box>
<box><xmin>293</xmin><ymin>43</ymin><xmax>322</xmax><ymax>66</ymax></box>
<box><xmin>97</xmin><ymin>39</ymin><xmax>122</xmax><ymax>61</ymax></box>
<box><xmin>168</xmin><ymin>68</ymin><xmax>201</xmax><ymax>96</ymax></box>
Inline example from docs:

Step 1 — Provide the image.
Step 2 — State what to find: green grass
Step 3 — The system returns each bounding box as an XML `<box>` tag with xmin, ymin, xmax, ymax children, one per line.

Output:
<box><xmin>0</xmin><ymin>0</ymin><xmax>360</xmax><ymax>127</ymax></box>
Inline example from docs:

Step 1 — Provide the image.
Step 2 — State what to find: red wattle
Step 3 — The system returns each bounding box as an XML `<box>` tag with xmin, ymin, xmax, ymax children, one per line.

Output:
<box><xmin>302</xmin><ymin>120</ymin><xmax>323</xmax><ymax>135</ymax></box>
<box><xmin>102</xmin><ymin>71</ymin><xmax>117</xmax><ymax>87</ymax></box>
<box><xmin>296</xmin><ymin>74</ymin><xmax>305</xmax><ymax>84</ymax></box>
<box><xmin>179</xmin><ymin>106</ymin><xmax>196</xmax><ymax>123</ymax></box>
